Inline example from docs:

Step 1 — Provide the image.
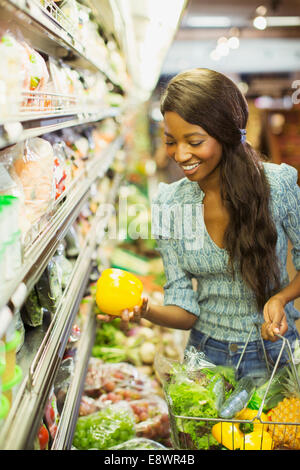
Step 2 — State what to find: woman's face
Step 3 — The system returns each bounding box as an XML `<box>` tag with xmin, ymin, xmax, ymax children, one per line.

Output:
<box><xmin>163</xmin><ymin>111</ymin><xmax>223</xmax><ymax>183</ymax></box>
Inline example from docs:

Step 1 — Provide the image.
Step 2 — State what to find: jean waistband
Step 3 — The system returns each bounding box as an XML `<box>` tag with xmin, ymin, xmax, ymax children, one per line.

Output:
<box><xmin>190</xmin><ymin>327</ymin><xmax>300</xmax><ymax>355</ymax></box>
<box><xmin>189</xmin><ymin>329</ymin><xmax>264</xmax><ymax>355</ymax></box>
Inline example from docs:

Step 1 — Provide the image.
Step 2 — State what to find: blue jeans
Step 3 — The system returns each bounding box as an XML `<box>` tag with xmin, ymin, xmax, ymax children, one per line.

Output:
<box><xmin>186</xmin><ymin>327</ymin><xmax>300</xmax><ymax>382</ymax></box>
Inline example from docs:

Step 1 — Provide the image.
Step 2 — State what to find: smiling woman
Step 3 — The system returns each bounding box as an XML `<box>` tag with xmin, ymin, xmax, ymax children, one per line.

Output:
<box><xmin>102</xmin><ymin>68</ymin><xmax>300</xmax><ymax>381</ymax></box>
<box><xmin>163</xmin><ymin>111</ymin><xmax>222</xmax><ymax>180</ymax></box>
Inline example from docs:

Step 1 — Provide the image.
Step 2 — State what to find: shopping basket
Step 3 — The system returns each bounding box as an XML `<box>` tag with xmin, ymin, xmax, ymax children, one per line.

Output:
<box><xmin>162</xmin><ymin>323</ymin><xmax>300</xmax><ymax>450</ymax></box>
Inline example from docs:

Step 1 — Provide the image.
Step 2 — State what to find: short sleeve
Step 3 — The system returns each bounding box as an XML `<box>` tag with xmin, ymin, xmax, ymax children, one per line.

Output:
<box><xmin>156</xmin><ymin>238</ymin><xmax>200</xmax><ymax>317</ymax></box>
<box><xmin>280</xmin><ymin>164</ymin><xmax>300</xmax><ymax>270</ymax></box>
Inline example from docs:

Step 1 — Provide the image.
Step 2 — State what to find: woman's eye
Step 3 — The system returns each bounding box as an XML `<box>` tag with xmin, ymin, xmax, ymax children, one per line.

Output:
<box><xmin>165</xmin><ymin>142</ymin><xmax>175</xmax><ymax>146</ymax></box>
<box><xmin>189</xmin><ymin>142</ymin><xmax>202</xmax><ymax>147</ymax></box>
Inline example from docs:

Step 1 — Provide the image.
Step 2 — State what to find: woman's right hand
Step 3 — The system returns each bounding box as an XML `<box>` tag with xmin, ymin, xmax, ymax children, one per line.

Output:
<box><xmin>97</xmin><ymin>297</ymin><xmax>149</xmax><ymax>326</ymax></box>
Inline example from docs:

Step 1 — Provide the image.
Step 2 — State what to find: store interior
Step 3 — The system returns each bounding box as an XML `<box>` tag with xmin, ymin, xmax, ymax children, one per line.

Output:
<box><xmin>0</xmin><ymin>0</ymin><xmax>299</xmax><ymax>452</ymax></box>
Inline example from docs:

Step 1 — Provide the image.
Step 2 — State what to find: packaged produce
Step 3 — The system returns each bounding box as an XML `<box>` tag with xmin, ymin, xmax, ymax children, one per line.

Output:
<box><xmin>83</xmin><ymin>359</ymin><xmax>153</xmax><ymax>399</ymax></box>
<box><xmin>95</xmin><ymin>268</ymin><xmax>143</xmax><ymax>316</ymax></box>
<box><xmin>129</xmin><ymin>396</ymin><xmax>170</xmax><ymax>441</ymax></box>
<box><xmin>79</xmin><ymin>395</ymin><xmax>101</xmax><ymax>417</ymax></box>
<box><xmin>0</xmin><ymin>138</ymin><xmax>55</xmax><ymax>231</ymax></box>
<box><xmin>36</xmin><ymin>258</ymin><xmax>63</xmax><ymax>314</ymax></box>
<box><xmin>54</xmin><ymin>357</ymin><xmax>75</xmax><ymax>413</ymax></box>
<box><xmin>219</xmin><ymin>376</ymin><xmax>255</xmax><ymax>419</ymax></box>
<box><xmin>155</xmin><ymin>348</ymin><xmax>237</xmax><ymax>450</ymax></box>
<box><xmin>65</xmin><ymin>225</ymin><xmax>81</xmax><ymax>257</ymax></box>
<box><xmin>44</xmin><ymin>386</ymin><xmax>59</xmax><ymax>440</ymax></box>
<box><xmin>64</xmin><ymin>324</ymin><xmax>81</xmax><ymax>359</ymax></box>
<box><xmin>22</xmin><ymin>286</ymin><xmax>44</xmax><ymax>327</ymax></box>
<box><xmin>0</xmin><ymin>29</ymin><xmax>26</xmax><ymax>118</ymax></box>
<box><xmin>73</xmin><ymin>402</ymin><xmax>136</xmax><ymax>450</ymax></box>
<box><xmin>48</xmin><ymin>57</ymin><xmax>70</xmax><ymax>96</ymax></box>
<box><xmin>20</xmin><ymin>42</ymin><xmax>49</xmax><ymax>95</ymax></box>
<box><xmin>52</xmin><ymin>243</ymin><xmax>73</xmax><ymax>289</ymax></box>
<box><xmin>108</xmin><ymin>438</ymin><xmax>168</xmax><ymax>450</ymax></box>
<box><xmin>34</xmin><ymin>423</ymin><xmax>49</xmax><ymax>450</ymax></box>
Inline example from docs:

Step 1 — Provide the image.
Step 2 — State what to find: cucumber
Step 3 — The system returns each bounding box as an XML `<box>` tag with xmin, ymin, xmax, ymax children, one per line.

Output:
<box><xmin>219</xmin><ymin>376</ymin><xmax>255</xmax><ymax>419</ymax></box>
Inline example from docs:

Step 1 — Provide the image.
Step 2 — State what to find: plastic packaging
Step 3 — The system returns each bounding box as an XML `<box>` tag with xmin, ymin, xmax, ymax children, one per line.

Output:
<box><xmin>22</xmin><ymin>286</ymin><xmax>44</xmax><ymax>327</ymax></box>
<box><xmin>65</xmin><ymin>225</ymin><xmax>81</xmax><ymax>257</ymax></box>
<box><xmin>20</xmin><ymin>42</ymin><xmax>49</xmax><ymax>97</ymax></box>
<box><xmin>52</xmin><ymin>243</ymin><xmax>73</xmax><ymax>289</ymax></box>
<box><xmin>35</xmin><ymin>259</ymin><xmax>63</xmax><ymax>314</ymax></box>
<box><xmin>219</xmin><ymin>376</ymin><xmax>256</xmax><ymax>419</ymax></box>
<box><xmin>0</xmin><ymin>29</ymin><xmax>27</xmax><ymax>119</ymax></box>
<box><xmin>44</xmin><ymin>386</ymin><xmax>59</xmax><ymax>440</ymax></box>
<box><xmin>54</xmin><ymin>357</ymin><xmax>75</xmax><ymax>413</ymax></box>
<box><xmin>108</xmin><ymin>438</ymin><xmax>168</xmax><ymax>450</ymax></box>
<box><xmin>73</xmin><ymin>402</ymin><xmax>136</xmax><ymax>450</ymax></box>
<box><xmin>0</xmin><ymin>138</ymin><xmax>55</xmax><ymax>231</ymax></box>
<box><xmin>130</xmin><ymin>396</ymin><xmax>170</xmax><ymax>441</ymax></box>
<box><xmin>0</xmin><ymin>195</ymin><xmax>22</xmax><ymax>280</ymax></box>
<box><xmin>83</xmin><ymin>360</ymin><xmax>153</xmax><ymax>399</ymax></box>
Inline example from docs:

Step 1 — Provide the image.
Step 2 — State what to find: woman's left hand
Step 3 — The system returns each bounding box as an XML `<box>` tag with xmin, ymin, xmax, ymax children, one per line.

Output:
<box><xmin>261</xmin><ymin>296</ymin><xmax>288</xmax><ymax>342</ymax></box>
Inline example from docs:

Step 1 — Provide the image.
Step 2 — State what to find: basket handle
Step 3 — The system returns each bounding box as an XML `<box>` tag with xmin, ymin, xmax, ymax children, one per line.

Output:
<box><xmin>235</xmin><ymin>322</ymin><xmax>271</xmax><ymax>374</ymax></box>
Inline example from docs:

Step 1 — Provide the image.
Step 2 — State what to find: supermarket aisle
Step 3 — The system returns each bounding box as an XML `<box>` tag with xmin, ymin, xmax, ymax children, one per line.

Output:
<box><xmin>0</xmin><ymin>0</ymin><xmax>299</xmax><ymax>453</ymax></box>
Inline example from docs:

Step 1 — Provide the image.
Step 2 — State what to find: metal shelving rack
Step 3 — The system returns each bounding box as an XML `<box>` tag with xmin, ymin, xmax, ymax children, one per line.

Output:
<box><xmin>0</xmin><ymin>168</ymin><xmax>123</xmax><ymax>449</ymax></box>
<box><xmin>0</xmin><ymin>0</ymin><xmax>128</xmax><ymax>450</ymax></box>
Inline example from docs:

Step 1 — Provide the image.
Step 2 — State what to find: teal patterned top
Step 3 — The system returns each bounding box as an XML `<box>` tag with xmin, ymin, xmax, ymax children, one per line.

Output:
<box><xmin>152</xmin><ymin>162</ymin><xmax>300</xmax><ymax>342</ymax></box>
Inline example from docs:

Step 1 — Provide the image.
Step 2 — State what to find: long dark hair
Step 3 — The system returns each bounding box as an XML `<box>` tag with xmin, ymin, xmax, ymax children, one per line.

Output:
<box><xmin>160</xmin><ymin>68</ymin><xmax>281</xmax><ymax>310</ymax></box>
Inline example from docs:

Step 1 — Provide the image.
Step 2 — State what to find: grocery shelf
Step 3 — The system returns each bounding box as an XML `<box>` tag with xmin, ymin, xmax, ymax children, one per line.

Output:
<box><xmin>0</xmin><ymin>107</ymin><xmax>121</xmax><ymax>150</ymax></box>
<box><xmin>0</xmin><ymin>135</ymin><xmax>124</xmax><ymax>314</ymax></box>
<box><xmin>51</xmin><ymin>302</ymin><xmax>96</xmax><ymax>450</ymax></box>
<box><xmin>0</xmin><ymin>0</ymin><xmax>120</xmax><ymax>86</ymax></box>
<box><xmin>0</xmin><ymin>169</ymin><xmax>122</xmax><ymax>449</ymax></box>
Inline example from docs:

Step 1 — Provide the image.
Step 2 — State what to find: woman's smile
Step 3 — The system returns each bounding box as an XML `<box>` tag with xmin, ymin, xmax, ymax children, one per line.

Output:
<box><xmin>163</xmin><ymin>111</ymin><xmax>222</xmax><ymax>184</ymax></box>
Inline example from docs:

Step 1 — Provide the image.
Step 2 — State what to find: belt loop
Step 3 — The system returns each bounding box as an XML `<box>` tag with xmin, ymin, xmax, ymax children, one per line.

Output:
<box><xmin>198</xmin><ymin>333</ymin><xmax>210</xmax><ymax>351</ymax></box>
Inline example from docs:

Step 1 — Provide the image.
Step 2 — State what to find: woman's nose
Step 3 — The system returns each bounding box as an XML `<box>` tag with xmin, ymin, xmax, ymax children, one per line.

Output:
<box><xmin>174</xmin><ymin>146</ymin><xmax>192</xmax><ymax>163</ymax></box>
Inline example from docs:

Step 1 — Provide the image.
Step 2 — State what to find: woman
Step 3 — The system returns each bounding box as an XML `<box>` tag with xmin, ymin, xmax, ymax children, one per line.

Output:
<box><xmin>101</xmin><ymin>68</ymin><xmax>300</xmax><ymax>379</ymax></box>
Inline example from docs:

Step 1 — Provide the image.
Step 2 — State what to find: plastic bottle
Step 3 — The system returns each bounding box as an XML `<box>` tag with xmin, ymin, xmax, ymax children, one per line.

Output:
<box><xmin>0</xmin><ymin>195</ymin><xmax>22</xmax><ymax>281</ymax></box>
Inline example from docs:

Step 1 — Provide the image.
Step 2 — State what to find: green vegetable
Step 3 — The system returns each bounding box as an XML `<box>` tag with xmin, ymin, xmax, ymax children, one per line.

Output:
<box><xmin>219</xmin><ymin>376</ymin><xmax>255</xmax><ymax>419</ymax></box>
<box><xmin>167</xmin><ymin>378</ymin><xmax>220</xmax><ymax>449</ymax></box>
<box><xmin>91</xmin><ymin>346</ymin><xmax>127</xmax><ymax>363</ymax></box>
<box><xmin>247</xmin><ymin>367</ymin><xmax>288</xmax><ymax>412</ymax></box>
<box><xmin>73</xmin><ymin>404</ymin><xmax>136</xmax><ymax>450</ymax></box>
<box><xmin>22</xmin><ymin>287</ymin><xmax>44</xmax><ymax>327</ymax></box>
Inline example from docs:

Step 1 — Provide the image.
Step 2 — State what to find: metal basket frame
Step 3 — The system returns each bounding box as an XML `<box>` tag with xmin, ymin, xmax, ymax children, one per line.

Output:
<box><xmin>165</xmin><ymin>324</ymin><xmax>300</xmax><ymax>450</ymax></box>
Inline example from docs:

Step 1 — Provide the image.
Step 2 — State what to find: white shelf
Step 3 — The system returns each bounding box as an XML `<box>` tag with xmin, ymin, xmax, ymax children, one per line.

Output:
<box><xmin>0</xmin><ymin>0</ymin><xmax>121</xmax><ymax>86</ymax></box>
<box><xmin>0</xmin><ymin>135</ymin><xmax>123</xmax><ymax>313</ymax></box>
<box><xmin>0</xmin><ymin>169</ymin><xmax>123</xmax><ymax>449</ymax></box>
<box><xmin>0</xmin><ymin>107</ymin><xmax>120</xmax><ymax>149</ymax></box>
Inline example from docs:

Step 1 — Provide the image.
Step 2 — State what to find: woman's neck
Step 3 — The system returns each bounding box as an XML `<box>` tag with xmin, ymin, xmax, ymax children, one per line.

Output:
<box><xmin>198</xmin><ymin>164</ymin><xmax>221</xmax><ymax>196</ymax></box>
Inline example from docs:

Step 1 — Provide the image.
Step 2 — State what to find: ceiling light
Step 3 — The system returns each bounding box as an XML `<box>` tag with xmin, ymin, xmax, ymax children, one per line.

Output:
<box><xmin>256</xmin><ymin>5</ymin><xmax>267</xmax><ymax>16</ymax></box>
<box><xmin>186</xmin><ymin>16</ymin><xmax>231</xmax><ymax>28</ymax></box>
<box><xmin>266</xmin><ymin>16</ymin><xmax>300</xmax><ymax>27</ymax></box>
<box><xmin>228</xmin><ymin>36</ymin><xmax>240</xmax><ymax>49</ymax></box>
<box><xmin>253</xmin><ymin>15</ymin><xmax>267</xmax><ymax>30</ymax></box>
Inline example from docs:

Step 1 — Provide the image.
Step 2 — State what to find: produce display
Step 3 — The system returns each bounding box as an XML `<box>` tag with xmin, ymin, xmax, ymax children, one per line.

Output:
<box><xmin>73</xmin><ymin>402</ymin><xmax>136</xmax><ymax>450</ymax></box>
<box><xmin>155</xmin><ymin>342</ymin><xmax>300</xmax><ymax>451</ymax></box>
<box><xmin>75</xmin><ymin>358</ymin><xmax>171</xmax><ymax>448</ymax></box>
